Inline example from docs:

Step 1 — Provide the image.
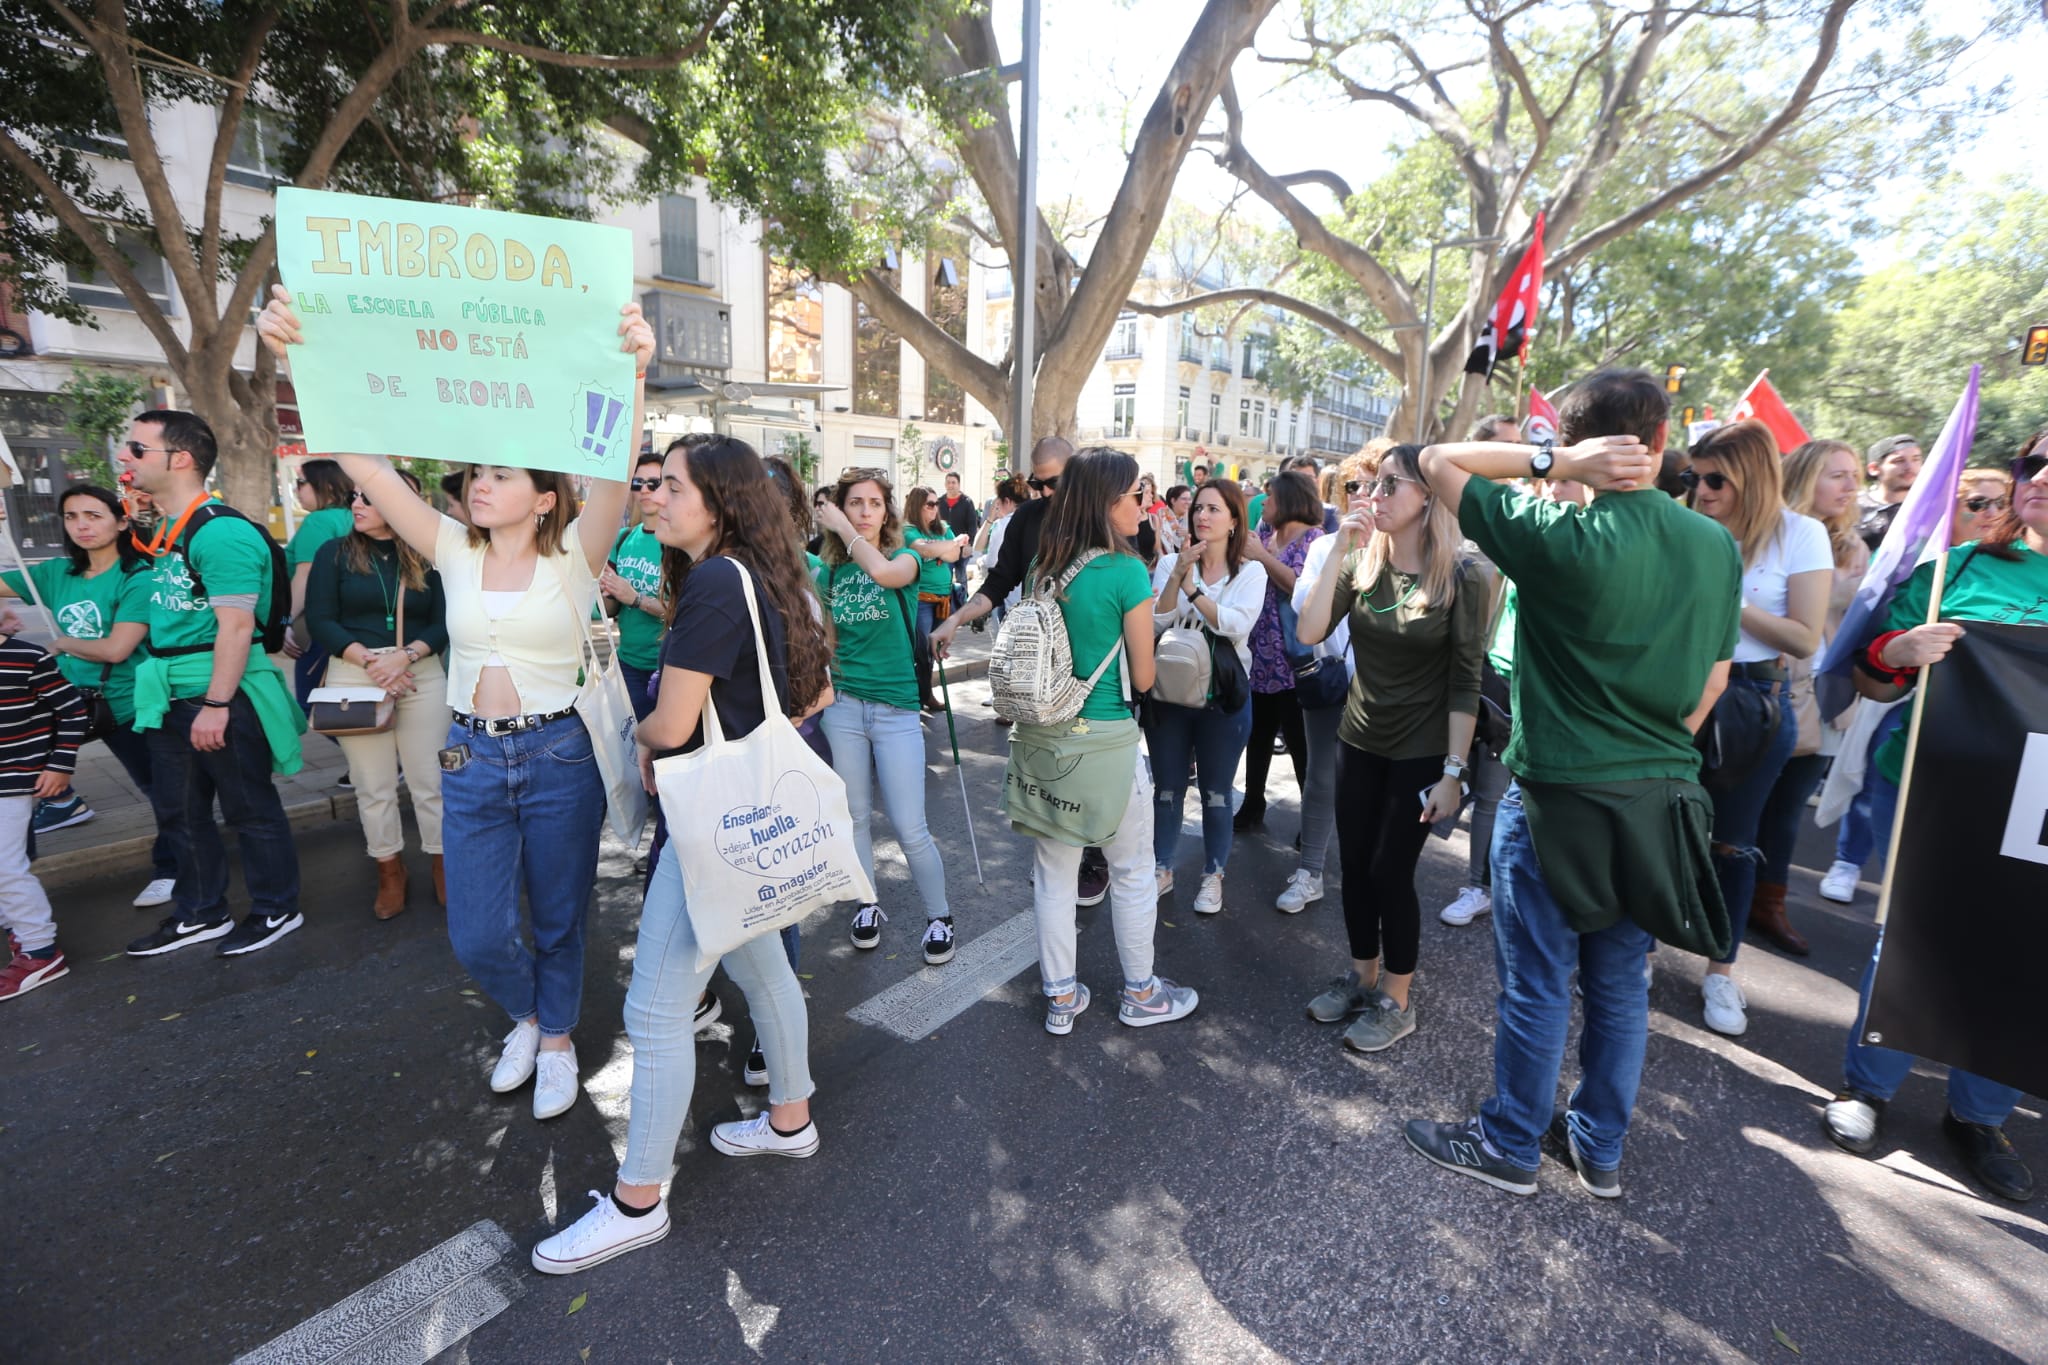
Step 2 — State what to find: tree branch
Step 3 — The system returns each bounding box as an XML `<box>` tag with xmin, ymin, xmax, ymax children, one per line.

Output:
<box><xmin>1551</xmin><ymin>0</ymin><xmax>1855</xmax><ymax>270</ymax></box>
<box><xmin>833</xmin><ymin>269</ymin><xmax>1008</xmax><ymax>420</ymax></box>
<box><xmin>199</xmin><ymin>8</ymin><xmax>281</xmax><ymax>291</ymax></box>
<box><xmin>88</xmin><ymin>0</ymin><xmax>207</xmax><ymax>314</ymax></box>
<box><xmin>1274</xmin><ymin>168</ymin><xmax>1353</xmax><ymax>200</ymax></box>
<box><xmin>1125</xmin><ymin>287</ymin><xmax>1400</xmax><ymax>374</ymax></box>
<box><xmin>418</xmin><ymin>7</ymin><xmax>730</xmax><ymax>71</ymax></box>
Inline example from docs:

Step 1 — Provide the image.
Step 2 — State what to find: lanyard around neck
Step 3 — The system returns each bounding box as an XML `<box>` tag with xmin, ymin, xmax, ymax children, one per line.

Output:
<box><xmin>144</xmin><ymin>493</ymin><xmax>212</xmax><ymax>559</ymax></box>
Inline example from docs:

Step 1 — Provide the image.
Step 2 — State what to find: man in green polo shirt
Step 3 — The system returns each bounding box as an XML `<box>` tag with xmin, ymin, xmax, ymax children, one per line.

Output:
<box><xmin>599</xmin><ymin>449</ymin><xmax>670</xmax><ymax>720</ymax></box>
<box><xmin>1402</xmin><ymin>368</ymin><xmax>1740</xmax><ymax>1200</ymax></box>
<box><xmin>118</xmin><ymin>410</ymin><xmax>306</xmax><ymax>961</ymax></box>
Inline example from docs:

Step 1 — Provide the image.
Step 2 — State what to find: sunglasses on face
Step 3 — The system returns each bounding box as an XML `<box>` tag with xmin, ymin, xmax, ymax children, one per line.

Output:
<box><xmin>2014</xmin><ymin>453</ymin><xmax>2047</xmax><ymax>484</ymax></box>
<box><xmin>126</xmin><ymin>441</ymin><xmax>176</xmax><ymax>460</ymax></box>
<box><xmin>1028</xmin><ymin>474</ymin><xmax>1059</xmax><ymax>492</ymax></box>
<box><xmin>349</xmin><ymin>489</ymin><xmax>371</xmax><ymax>504</ymax></box>
<box><xmin>1962</xmin><ymin>495</ymin><xmax>2009</xmax><ymax>514</ymax></box>
<box><xmin>1363</xmin><ymin>476</ymin><xmax>1415</xmax><ymax>498</ymax></box>
<box><xmin>629</xmin><ymin>478</ymin><xmax>661</xmax><ymax>491</ymax></box>
<box><xmin>1680</xmin><ymin>469</ymin><xmax>1731</xmax><ymax>492</ymax></box>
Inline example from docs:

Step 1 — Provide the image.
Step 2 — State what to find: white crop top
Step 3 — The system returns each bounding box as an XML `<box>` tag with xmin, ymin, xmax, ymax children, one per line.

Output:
<box><xmin>434</xmin><ymin>515</ymin><xmax>599</xmax><ymax>713</ymax></box>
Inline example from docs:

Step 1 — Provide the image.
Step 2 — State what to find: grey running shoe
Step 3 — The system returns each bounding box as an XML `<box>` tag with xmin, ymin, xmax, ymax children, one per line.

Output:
<box><xmin>1045</xmin><ymin>983</ymin><xmax>1090</xmax><ymax>1036</ymax></box>
<box><xmin>1118</xmin><ymin>977</ymin><xmax>1198</xmax><ymax>1027</ymax></box>
<box><xmin>1306</xmin><ymin>971</ymin><xmax>1379</xmax><ymax>1024</ymax></box>
<box><xmin>1342</xmin><ymin>997</ymin><xmax>1417</xmax><ymax>1053</ymax></box>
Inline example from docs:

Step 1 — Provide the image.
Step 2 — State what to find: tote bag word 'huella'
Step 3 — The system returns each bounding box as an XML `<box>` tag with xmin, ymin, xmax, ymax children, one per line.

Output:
<box><xmin>653</xmin><ymin>558</ymin><xmax>874</xmax><ymax>971</ymax></box>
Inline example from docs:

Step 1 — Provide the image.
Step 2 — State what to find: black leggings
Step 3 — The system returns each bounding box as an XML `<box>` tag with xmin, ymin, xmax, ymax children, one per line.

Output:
<box><xmin>1241</xmin><ymin>689</ymin><xmax>1306</xmax><ymax>819</ymax></box>
<box><xmin>1335</xmin><ymin>743</ymin><xmax>1444</xmax><ymax>976</ymax></box>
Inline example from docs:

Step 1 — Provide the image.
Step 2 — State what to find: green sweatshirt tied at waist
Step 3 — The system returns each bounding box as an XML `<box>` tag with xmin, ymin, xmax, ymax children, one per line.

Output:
<box><xmin>1520</xmin><ymin>777</ymin><xmax>1730</xmax><ymax>960</ymax></box>
<box><xmin>1003</xmin><ymin>716</ymin><xmax>1141</xmax><ymax>848</ymax></box>
<box><xmin>132</xmin><ymin>651</ymin><xmax>308</xmax><ymax>776</ymax></box>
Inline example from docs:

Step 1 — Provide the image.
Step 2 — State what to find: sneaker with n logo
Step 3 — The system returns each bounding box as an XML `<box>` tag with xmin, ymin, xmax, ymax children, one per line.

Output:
<box><xmin>1404</xmin><ymin>1116</ymin><xmax>1539</xmax><ymax>1196</ymax></box>
<box><xmin>126</xmin><ymin>915</ymin><xmax>234</xmax><ymax>957</ymax></box>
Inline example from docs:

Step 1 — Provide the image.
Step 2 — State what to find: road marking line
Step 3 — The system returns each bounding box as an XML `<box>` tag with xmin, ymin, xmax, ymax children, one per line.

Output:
<box><xmin>233</xmin><ymin>1220</ymin><xmax>522</xmax><ymax>1365</ymax></box>
<box><xmin>847</xmin><ymin>909</ymin><xmax>1038</xmax><ymax>1040</ymax></box>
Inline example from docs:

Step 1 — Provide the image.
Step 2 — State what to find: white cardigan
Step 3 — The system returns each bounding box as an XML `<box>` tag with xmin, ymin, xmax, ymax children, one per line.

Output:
<box><xmin>1151</xmin><ymin>551</ymin><xmax>1267</xmax><ymax>673</ymax></box>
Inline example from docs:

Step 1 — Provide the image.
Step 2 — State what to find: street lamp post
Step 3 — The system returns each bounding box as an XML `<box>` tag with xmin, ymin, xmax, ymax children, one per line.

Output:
<box><xmin>1414</xmin><ymin>233</ymin><xmax>1504</xmax><ymax>443</ymax></box>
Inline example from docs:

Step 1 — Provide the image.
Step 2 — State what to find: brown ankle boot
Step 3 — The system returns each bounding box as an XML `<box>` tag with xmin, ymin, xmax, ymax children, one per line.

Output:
<box><xmin>431</xmin><ymin>854</ymin><xmax>446</xmax><ymax>907</ymax></box>
<box><xmin>373</xmin><ymin>855</ymin><xmax>409</xmax><ymax>920</ymax></box>
<box><xmin>1747</xmin><ymin>881</ymin><xmax>1808</xmax><ymax>956</ymax></box>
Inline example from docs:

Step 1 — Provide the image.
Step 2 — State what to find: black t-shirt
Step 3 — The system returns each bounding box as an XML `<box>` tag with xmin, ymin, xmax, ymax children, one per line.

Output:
<box><xmin>654</xmin><ymin>556</ymin><xmax>789</xmax><ymax>758</ymax></box>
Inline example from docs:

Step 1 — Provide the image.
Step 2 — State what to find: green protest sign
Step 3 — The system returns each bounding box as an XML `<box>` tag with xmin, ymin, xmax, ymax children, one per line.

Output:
<box><xmin>274</xmin><ymin>188</ymin><xmax>636</xmax><ymax>477</ymax></box>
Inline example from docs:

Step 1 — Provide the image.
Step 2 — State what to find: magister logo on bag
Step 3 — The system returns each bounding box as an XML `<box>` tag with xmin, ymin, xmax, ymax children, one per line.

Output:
<box><xmin>716</xmin><ymin>771</ymin><xmax>844</xmax><ymax>884</ymax></box>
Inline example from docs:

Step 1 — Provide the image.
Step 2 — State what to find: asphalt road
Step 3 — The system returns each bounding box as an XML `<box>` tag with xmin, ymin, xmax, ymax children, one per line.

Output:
<box><xmin>7</xmin><ymin>681</ymin><xmax>2044</xmax><ymax>1364</ymax></box>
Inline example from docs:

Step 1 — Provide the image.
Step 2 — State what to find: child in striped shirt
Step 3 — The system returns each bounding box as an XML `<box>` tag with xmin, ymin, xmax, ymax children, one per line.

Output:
<box><xmin>0</xmin><ymin>610</ymin><xmax>89</xmax><ymax>1001</ymax></box>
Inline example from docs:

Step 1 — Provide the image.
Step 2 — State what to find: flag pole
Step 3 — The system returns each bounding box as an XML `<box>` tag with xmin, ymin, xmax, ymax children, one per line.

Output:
<box><xmin>935</xmin><ymin>656</ymin><xmax>985</xmax><ymax>885</ymax></box>
<box><xmin>1871</xmin><ymin>549</ymin><xmax>1951</xmax><ymax>930</ymax></box>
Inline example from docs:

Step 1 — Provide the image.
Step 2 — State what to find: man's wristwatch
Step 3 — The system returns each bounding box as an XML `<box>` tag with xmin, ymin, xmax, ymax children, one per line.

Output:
<box><xmin>1529</xmin><ymin>439</ymin><xmax>1556</xmax><ymax>479</ymax></box>
<box><xmin>1443</xmin><ymin>755</ymin><xmax>1470</xmax><ymax>780</ymax></box>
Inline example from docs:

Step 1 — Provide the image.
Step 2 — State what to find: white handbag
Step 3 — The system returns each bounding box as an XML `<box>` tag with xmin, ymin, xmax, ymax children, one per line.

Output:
<box><xmin>561</xmin><ymin>563</ymin><xmax>649</xmax><ymax>844</ymax></box>
<box><xmin>653</xmin><ymin>558</ymin><xmax>875</xmax><ymax>972</ymax></box>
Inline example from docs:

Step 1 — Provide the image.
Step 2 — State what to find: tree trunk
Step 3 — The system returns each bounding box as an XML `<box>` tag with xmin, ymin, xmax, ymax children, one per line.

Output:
<box><xmin>186</xmin><ymin>365</ymin><xmax>279</xmax><ymax>517</ymax></box>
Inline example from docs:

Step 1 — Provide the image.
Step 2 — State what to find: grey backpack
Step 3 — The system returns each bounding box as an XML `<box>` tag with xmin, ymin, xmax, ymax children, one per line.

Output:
<box><xmin>987</xmin><ymin>549</ymin><xmax>1127</xmax><ymax>725</ymax></box>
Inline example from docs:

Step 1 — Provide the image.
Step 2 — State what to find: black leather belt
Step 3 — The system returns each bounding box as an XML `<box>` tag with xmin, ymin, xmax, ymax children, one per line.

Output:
<box><xmin>451</xmin><ymin>707</ymin><xmax>577</xmax><ymax>736</ymax></box>
<box><xmin>1730</xmin><ymin>661</ymin><xmax>1788</xmax><ymax>682</ymax></box>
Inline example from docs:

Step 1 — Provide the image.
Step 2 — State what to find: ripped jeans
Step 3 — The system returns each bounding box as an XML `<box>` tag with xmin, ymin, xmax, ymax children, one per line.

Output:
<box><xmin>1143</xmin><ymin>695</ymin><xmax>1253</xmax><ymax>876</ymax></box>
<box><xmin>1702</xmin><ymin>676</ymin><xmax>1798</xmax><ymax>965</ymax></box>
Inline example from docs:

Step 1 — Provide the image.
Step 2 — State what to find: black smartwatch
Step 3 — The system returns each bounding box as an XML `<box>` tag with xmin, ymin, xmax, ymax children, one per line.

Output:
<box><xmin>1529</xmin><ymin>439</ymin><xmax>1556</xmax><ymax>479</ymax></box>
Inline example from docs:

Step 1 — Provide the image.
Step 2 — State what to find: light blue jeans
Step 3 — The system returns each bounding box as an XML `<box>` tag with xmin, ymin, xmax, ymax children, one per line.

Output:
<box><xmin>1297</xmin><ymin>702</ymin><xmax>1343</xmax><ymax>876</ymax></box>
<box><xmin>619</xmin><ymin>838</ymin><xmax>817</xmax><ymax>1186</ymax></box>
<box><xmin>1842</xmin><ymin>931</ymin><xmax>2020</xmax><ymax>1127</ymax></box>
<box><xmin>1144</xmin><ymin>695</ymin><xmax>1253</xmax><ymax>875</ymax></box>
<box><xmin>819</xmin><ymin>693</ymin><xmax>951</xmax><ymax>920</ymax></box>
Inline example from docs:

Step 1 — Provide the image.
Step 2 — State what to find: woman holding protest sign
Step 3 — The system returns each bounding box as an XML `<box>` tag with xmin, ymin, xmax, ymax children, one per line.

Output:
<box><xmin>257</xmin><ymin>283</ymin><xmax>654</xmax><ymax>1124</ymax></box>
<box><xmin>1681</xmin><ymin>421</ymin><xmax>1832</xmax><ymax>1037</ymax></box>
<box><xmin>532</xmin><ymin>434</ymin><xmax>833</xmax><ymax>1274</ymax></box>
<box><xmin>813</xmin><ymin>470</ymin><xmax>956</xmax><ymax>965</ymax></box>
<box><xmin>1823</xmin><ymin>430</ymin><xmax>2048</xmax><ymax>1204</ymax></box>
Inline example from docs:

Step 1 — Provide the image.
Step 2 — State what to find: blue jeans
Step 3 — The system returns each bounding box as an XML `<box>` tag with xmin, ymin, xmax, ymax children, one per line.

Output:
<box><xmin>1144</xmin><ymin>696</ymin><xmax>1252</xmax><ymax>875</ymax></box>
<box><xmin>440</xmin><ymin>714</ymin><xmax>606</xmax><ymax>1036</ymax></box>
<box><xmin>1835</xmin><ymin>707</ymin><xmax>1907</xmax><ymax>871</ymax></box>
<box><xmin>618</xmin><ymin>837</ymin><xmax>816</xmax><ymax>1185</ymax></box>
<box><xmin>101</xmin><ymin>719</ymin><xmax>178</xmax><ymax>880</ymax></box>
<box><xmin>617</xmin><ymin>661</ymin><xmax>658</xmax><ymax>724</ymax></box>
<box><xmin>819</xmin><ymin>693</ymin><xmax>950</xmax><ymax>920</ymax></box>
<box><xmin>1843</xmin><ymin>932</ymin><xmax>2021</xmax><ymax>1126</ymax></box>
<box><xmin>1478</xmin><ymin>785</ymin><xmax>1656</xmax><ymax>1172</ymax></box>
<box><xmin>1703</xmin><ymin>677</ymin><xmax>1798</xmax><ymax>964</ymax></box>
<box><xmin>146</xmin><ymin>695</ymin><xmax>301</xmax><ymax>922</ymax></box>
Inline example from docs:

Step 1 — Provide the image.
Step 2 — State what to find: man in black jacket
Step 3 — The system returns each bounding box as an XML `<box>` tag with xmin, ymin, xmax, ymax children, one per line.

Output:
<box><xmin>938</xmin><ymin>471</ymin><xmax>980</xmax><ymax>603</ymax></box>
<box><xmin>929</xmin><ymin>436</ymin><xmax>1108</xmax><ymax>905</ymax></box>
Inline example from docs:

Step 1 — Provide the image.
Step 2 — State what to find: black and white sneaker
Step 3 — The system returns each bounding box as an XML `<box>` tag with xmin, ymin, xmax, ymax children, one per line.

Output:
<box><xmin>126</xmin><ymin>915</ymin><xmax>233</xmax><ymax>957</ymax></box>
<box><xmin>216</xmin><ymin>911</ymin><xmax>304</xmax><ymax>957</ymax></box>
<box><xmin>1404</xmin><ymin>1116</ymin><xmax>1539</xmax><ymax>1196</ymax></box>
<box><xmin>850</xmin><ymin>903</ymin><xmax>886</xmax><ymax>950</ymax></box>
<box><xmin>742</xmin><ymin>1037</ymin><xmax>768</xmax><ymax>1087</ymax></box>
<box><xmin>922</xmin><ymin>917</ymin><xmax>956</xmax><ymax>965</ymax></box>
<box><xmin>1544</xmin><ymin>1110</ymin><xmax>1622</xmax><ymax>1199</ymax></box>
<box><xmin>693</xmin><ymin>992</ymin><xmax>723</xmax><ymax>1033</ymax></box>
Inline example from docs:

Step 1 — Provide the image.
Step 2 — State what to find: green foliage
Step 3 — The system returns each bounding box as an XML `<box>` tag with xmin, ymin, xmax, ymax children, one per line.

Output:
<box><xmin>1805</xmin><ymin>179</ymin><xmax>2048</xmax><ymax>461</ymax></box>
<box><xmin>0</xmin><ymin>1</ymin><xmax>956</xmax><ymax>325</ymax></box>
<box><xmin>55</xmin><ymin>366</ymin><xmax>145</xmax><ymax>483</ymax></box>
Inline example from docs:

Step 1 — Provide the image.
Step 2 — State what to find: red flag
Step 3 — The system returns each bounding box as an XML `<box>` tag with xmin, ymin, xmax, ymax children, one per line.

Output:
<box><xmin>1465</xmin><ymin>214</ymin><xmax>1546</xmax><ymax>381</ymax></box>
<box><xmin>1524</xmin><ymin>389</ymin><xmax>1559</xmax><ymax>444</ymax></box>
<box><xmin>1729</xmin><ymin>371</ymin><xmax>1809</xmax><ymax>453</ymax></box>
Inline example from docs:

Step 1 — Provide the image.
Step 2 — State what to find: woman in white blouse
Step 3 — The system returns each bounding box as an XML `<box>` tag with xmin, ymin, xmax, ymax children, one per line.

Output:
<box><xmin>1144</xmin><ymin>478</ymin><xmax>1267</xmax><ymax>916</ymax></box>
<box><xmin>258</xmin><ymin>285</ymin><xmax>654</xmax><ymax>1122</ymax></box>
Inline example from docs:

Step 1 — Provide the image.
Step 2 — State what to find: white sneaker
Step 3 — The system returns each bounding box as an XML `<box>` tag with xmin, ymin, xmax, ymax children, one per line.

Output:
<box><xmin>1439</xmin><ymin>885</ymin><xmax>1491</xmax><ymax>926</ymax></box>
<box><xmin>490</xmin><ymin>1020</ymin><xmax>540</xmax><ymax>1093</ymax></box>
<box><xmin>1818</xmin><ymin>859</ymin><xmax>1860</xmax><ymax>904</ymax></box>
<box><xmin>531</xmin><ymin>1190</ymin><xmax>671</xmax><ymax>1275</ymax></box>
<box><xmin>132</xmin><ymin>877</ymin><xmax>177</xmax><ymax>909</ymax></box>
<box><xmin>533</xmin><ymin>1048</ymin><xmax>580</xmax><ymax>1120</ymax></box>
<box><xmin>710</xmin><ymin>1111</ymin><xmax>820</xmax><ymax>1159</ymax></box>
<box><xmin>1193</xmin><ymin>873</ymin><xmax>1224</xmax><ymax>916</ymax></box>
<box><xmin>1275</xmin><ymin>869</ymin><xmax>1323</xmax><ymax>914</ymax></box>
<box><xmin>1155</xmin><ymin>867</ymin><xmax>1174</xmax><ymax>899</ymax></box>
<box><xmin>1701</xmin><ymin>974</ymin><xmax>1748</xmax><ymax>1037</ymax></box>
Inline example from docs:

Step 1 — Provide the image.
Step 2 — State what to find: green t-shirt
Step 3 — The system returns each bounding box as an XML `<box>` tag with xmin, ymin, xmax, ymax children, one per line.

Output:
<box><xmin>147</xmin><ymin>514</ymin><xmax>277</xmax><ymax>691</ymax></box>
<box><xmin>1873</xmin><ymin>539</ymin><xmax>2048</xmax><ymax>783</ymax></box>
<box><xmin>1330</xmin><ymin>550</ymin><xmax>1488</xmax><ymax>759</ymax></box>
<box><xmin>903</xmin><ymin>526</ymin><xmax>957</xmax><ymax>597</ymax></box>
<box><xmin>816</xmin><ymin>549</ymin><xmax>921</xmax><ymax>711</ymax></box>
<box><xmin>1459</xmin><ymin>480</ymin><xmax>1741</xmax><ymax>784</ymax></box>
<box><xmin>1248</xmin><ymin>492</ymin><xmax>1268</xmax><ymax>530</ymax></box>
<box><xmin>1488</xmin><ymin>580</ymin><xmax>1519</xmax><ymax>683</ymax></box>
<box><xmin>608</xmin><ymin>522</ymin><xmax>666</xmax><ymax>671</ymax></box>
<box><xmin>288</xmin><ymin>505</ymin><xmax>354</xmax><ymax>570</ymax></box>
<box><xmin>3</xmin><ymin>559</ymin><xmax>152</xmax><ymax>724</ymax></box>
<box><xmin>1049</xmin><ymin>552</ymin><xmax>1153</xmax><ymax>721</ymax></box>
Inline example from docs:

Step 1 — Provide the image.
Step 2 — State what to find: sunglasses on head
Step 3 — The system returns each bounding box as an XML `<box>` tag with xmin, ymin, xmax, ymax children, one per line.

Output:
<box><xmin>1679</xmin><ymin>469</ymin><xmax>1731</xmax><ymax>492</ymax></box>
<box><xmin>629</xmin><ymin>478</ymin><xmax>661</xmax><ymax>491</ymax></box>
<box><xmin>841</xmin><ymin>466</ymin><xmax>891</xmax><ymax>486</ymax></box>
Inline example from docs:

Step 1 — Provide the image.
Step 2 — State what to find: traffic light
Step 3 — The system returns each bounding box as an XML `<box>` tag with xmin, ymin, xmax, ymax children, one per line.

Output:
<box><xmin>2024</xmin><ymin>324</ymin><xmax>2048</xmax><ymax>367</ymax></box>
<box><xmin>1682</xmin><ymin>405</ymin><xmax>1697</xmax><ymax>427</ymax></box>
<box><xmin>1664</xmin><ymin>364</ymin><xmax>1687</xmax><ymax>394</ymax></box>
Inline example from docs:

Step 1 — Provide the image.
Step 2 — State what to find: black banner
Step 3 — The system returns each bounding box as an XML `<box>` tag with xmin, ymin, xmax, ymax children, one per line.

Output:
<box><xmin>1867</xmin><ymin>620</ymin><xmax>2048</xmax><ymax>1099</ymax></box>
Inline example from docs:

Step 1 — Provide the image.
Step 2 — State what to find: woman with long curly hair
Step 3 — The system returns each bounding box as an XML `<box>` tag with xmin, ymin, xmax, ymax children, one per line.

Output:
<box><xmin>533</xmin><ymin>434</ymin><xmax>834</xmax><ymax>1273</ymax></box>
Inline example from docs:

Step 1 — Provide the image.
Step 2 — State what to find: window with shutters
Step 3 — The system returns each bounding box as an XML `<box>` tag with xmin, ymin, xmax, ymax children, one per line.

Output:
<box><xmin>658</xmin><ymin>195</ymin><xmax>706</xmax><ymax>283</ymax></box>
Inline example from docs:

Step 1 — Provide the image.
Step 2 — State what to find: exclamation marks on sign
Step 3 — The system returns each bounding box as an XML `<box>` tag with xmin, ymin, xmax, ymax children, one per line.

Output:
<box><xmin>580</xmin><ymin>390</ymin><xmax>625</xmax><ymax>461</ymax></box>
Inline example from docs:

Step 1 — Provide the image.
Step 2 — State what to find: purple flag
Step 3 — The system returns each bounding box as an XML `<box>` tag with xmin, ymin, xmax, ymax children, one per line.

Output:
<box><xmin>1817</xmin><ymin>365</ymin><xmax>1980</xmax><ymax>720</ymax></box>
